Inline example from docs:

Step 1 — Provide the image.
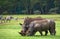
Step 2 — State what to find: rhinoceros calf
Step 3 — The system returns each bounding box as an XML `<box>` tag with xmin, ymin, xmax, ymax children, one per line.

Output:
<box><xmin>26</xmin><ymin>19</ymin><xmax>56</xmax><ymax>36</ymax></box>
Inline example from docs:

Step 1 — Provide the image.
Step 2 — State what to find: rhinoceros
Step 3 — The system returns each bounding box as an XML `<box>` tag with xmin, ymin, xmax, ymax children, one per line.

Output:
<box><xmin>26</xmin><ymin>19</ymin><xmax>56</xmax><ymax>36</ymax></box>
<box><xmin>19</xmin><ymin>17</ymin><xmax>56</xmax><ymax>36</ymax></box>
<box><xmin>19</xmin><ymin>17</ymin><xmax>44</xmax><ymax>35</ymax></box>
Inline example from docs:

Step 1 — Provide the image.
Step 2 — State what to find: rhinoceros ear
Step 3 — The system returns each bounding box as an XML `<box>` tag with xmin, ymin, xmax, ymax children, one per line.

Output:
<box><xmin>19</xmin><ymin>23</ymin><xmax>22</xmax><ymax>25</ymax></box>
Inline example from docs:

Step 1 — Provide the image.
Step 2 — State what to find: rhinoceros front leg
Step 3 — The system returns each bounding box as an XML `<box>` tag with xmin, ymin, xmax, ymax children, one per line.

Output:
<box><xmin>45</xmin><ymin>30</ymin><xmax>48</xmax><ymax>36</ymax></box>
<box><xmin>26</xmin><ymin>27</ymin><xmax>35</xmax><ymax>36</ymax></box>
<box><xmin>39</xmin><ymin>31</ymin><xmax>43</xmax><ymax>36</ymax></box>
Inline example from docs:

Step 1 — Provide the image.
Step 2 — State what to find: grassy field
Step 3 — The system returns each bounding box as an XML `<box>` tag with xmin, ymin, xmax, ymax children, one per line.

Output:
<box><xmin>0</xmin><ymin>15</ymin><xmax>60</xmax><ymax>39</ymax></box>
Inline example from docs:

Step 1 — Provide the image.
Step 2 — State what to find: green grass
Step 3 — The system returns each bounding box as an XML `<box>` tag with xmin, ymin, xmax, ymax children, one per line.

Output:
<box><xmin>0</xmin><ymin>15</ymin><xmax>60</xmax><ymax>39</ymax></box>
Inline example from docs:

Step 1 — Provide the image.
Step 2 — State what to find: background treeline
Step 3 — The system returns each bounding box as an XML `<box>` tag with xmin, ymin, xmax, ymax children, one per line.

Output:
<box><xmin>0</xmin><ymin>0</ymin><xmax>60</xmax><ymax>14</ymax></box>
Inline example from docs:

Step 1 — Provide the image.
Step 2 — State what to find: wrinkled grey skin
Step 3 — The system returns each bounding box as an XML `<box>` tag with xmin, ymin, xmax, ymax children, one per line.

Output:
<box><xmin>19</xmin><ymin>23</ymin><xmax>29</xmax><ymax>36</ymax></box>
<box><xmin>26</xmin><ymin>19</ymin><xmax>56</xmax><ymax>36</ymax></box>
<box><xmin>19</xmin><ymin>17</ymin><xmax>44</xmax><ymax>36</ymax></box>
<box><xmin>48</xmin><ymin>19</ymin><xmax>56</xmax><ymax>35</ymax></box>
<box><xmin>19</xmin><ymin>17</ymin><xmax>56</xmax><ymax>36</ymax></box>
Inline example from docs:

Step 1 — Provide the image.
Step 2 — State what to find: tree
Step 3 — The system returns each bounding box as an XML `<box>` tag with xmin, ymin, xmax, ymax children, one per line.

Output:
<box><xmin>43</xmin><ymin>0</ymin><xmax>55</xmax><ymax>14</ymax></box>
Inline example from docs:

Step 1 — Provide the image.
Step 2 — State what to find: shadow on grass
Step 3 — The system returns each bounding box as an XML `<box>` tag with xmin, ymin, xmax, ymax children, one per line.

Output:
<box><xmin>20</xmin><ymin>35</ymin><xmax>60</xmax><ymax>38</ymax></box>
<box><xmin>33</xmin><ymin>35</ymin><xmax>60</xmax><ymax>37</ymax></box>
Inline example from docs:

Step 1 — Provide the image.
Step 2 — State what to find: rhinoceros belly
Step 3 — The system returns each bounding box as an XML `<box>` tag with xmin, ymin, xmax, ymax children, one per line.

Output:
<box><xmin>34</xmin><ymin>23</ymin><xmax>49</xmax><ymax>31</ymax></box>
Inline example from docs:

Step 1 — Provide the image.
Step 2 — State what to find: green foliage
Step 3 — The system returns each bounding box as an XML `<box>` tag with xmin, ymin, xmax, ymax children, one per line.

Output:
<box><xmin>0</xmin><ymin>0</ymin><xmax>60</xmax><ymax>14</ymax></box>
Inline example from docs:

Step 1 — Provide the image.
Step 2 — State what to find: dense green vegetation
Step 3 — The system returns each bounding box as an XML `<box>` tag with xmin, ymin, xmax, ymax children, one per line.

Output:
<box><xmin>0</xmin><ymin>15</ymin><xmax>60</xmax><ymax>39</ymax></box>
<box><xmin>0</xmin><ymin>0</ymin><xmax>60</xmax><ymax>14</ymax></box>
